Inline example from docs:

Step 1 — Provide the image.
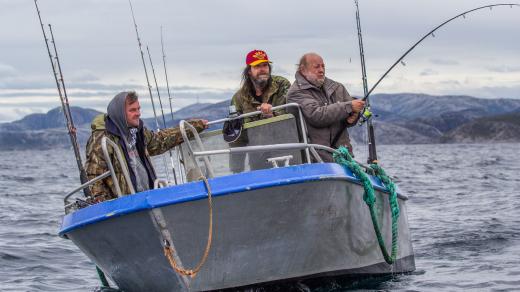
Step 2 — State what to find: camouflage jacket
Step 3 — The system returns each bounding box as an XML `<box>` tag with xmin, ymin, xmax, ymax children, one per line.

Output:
<box><xmin>84</xmin><ymin>114</ymin><xmax>205</xmax><ymax>203</ymax></box>
<box><xmin>231</xmin><ymin>75</ymin><xmax>290</xmax><ymax>122</ymax></box>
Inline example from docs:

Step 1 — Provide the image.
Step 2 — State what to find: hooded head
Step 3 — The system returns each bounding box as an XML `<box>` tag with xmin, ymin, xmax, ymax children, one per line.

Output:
<box><xmin>107</xmin><ymin>91</ymin><xmax>140</xmax><ymax>139</ymax></box>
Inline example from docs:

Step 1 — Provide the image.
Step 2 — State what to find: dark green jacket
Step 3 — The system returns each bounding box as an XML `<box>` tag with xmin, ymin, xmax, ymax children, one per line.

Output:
<box><xmin>231</xmin><ymin>75</ymin><xmax>290</xmax><ymax>122</ymax></box>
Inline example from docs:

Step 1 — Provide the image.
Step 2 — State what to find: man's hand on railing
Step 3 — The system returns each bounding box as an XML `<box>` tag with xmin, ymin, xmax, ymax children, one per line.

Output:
<box><xmin>257</xmin><ymin>103</ymin><xmax>274</xmax><ymax>118</ymax></box>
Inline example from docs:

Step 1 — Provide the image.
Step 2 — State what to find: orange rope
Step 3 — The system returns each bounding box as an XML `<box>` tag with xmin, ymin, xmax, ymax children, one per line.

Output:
<box><xmin>163</xmin><ymin>176</ymin><xmax>213</xmax><ymax>278</ymax></box>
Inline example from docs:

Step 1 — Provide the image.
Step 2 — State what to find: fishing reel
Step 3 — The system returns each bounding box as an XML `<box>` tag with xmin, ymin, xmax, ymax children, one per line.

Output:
<box><xmin>357</xmin><ymin>106</ymin><xmax>375</xmax><ymax>126</ymax></box>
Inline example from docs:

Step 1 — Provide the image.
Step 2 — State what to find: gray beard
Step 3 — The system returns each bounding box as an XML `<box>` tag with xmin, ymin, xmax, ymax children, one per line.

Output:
<box><xmin>310</xmin><ymin>78</ymin><xmax>325</xmax><ymax>88</ymax></box>
<box><xmin>252</xmin><ymin>77</ymin><xmax>269</xmax><ymax>89</ymax></box>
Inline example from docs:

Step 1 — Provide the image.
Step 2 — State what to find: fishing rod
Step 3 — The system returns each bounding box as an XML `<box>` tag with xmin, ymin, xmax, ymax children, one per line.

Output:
<box><xmin>146</xmin><ymin>46</ymin><xmax>168</xmax><ymax>129</ymax></box>
<box><xmin>34</xmin><ymin>0</ymin><xmax>90</xmax><ymax>197</ymax></box>
<box><xmin>354</xmin><ymin>0</ymin><xmax>378</xmax><ymax>164</ymax></box>
<box><xmin>128</xmin><ymin>0</ymin><xmax>161</xmax><ymax>130</ymax></box>
<box><xmin>128</xmin><ymin>0</ymin><xmax>171</xmax><ymax>182</ymax></box>
<box><xmin>161</xmin><ymin>27</ymin><xmax>176</xmax><ymax>126</ymax></box>
<box><xmin>362</xmin><ymin>3</ymin><xmax>520</xmax><ymax>101</ymax></box>
<box><xmin>146</xmin><ymin>45</ymin><xmax>178</xmax><ymax>184</ymax></box>
<box><xmin>160</xmin><ymin>26</ymin><xmax>185</xmax><ymax>184</ymax></box>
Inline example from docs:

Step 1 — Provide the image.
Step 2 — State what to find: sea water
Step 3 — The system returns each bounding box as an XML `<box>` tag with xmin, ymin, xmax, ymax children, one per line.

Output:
<box><xmin>1</xmin><ymin>143</ymin><xmax>519</xmax><ymax>291</ymax></box>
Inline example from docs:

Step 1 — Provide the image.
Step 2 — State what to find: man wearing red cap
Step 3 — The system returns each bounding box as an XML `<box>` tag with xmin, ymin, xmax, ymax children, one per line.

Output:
<box><xmin>228</xmin><ymin>50</ymin><xmax>290</xmax><ymax>172</ymax></box>
<box><xmin>231</xmin><ymin>49</ymin><xmax>290</xmax><ymax>122</ymax></box>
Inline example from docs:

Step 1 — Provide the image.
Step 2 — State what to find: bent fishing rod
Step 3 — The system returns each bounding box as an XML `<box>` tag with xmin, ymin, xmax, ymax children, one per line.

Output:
<box><xmin>356</xmin><ymin>3</ymin><xmax>519</xmax><ymax>164</ymax></box>
<box><xmin>362</xmin><ymin>3</ymin><xmax>520</xmax><ymax>102</ymax></box>
<box><xmin>146</xmin><ymin>46</ymin><xmax>178</xmax><ymax>184</ymax></box>
<box><xmin>128</xmin><ymin>0</ymin><xmax>172</xmax><ymax>183</ymax></box>
<box><xmin>34</xmin><ymin>0</ymin><xmax>91</xmax><ymax>197</ymax></box>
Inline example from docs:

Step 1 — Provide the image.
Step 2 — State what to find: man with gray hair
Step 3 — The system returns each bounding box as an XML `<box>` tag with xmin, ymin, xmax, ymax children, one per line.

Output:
<box><xmin>287</xmin><ymin>52</ymin><xmax>365</xmax><ymax>162</ymax></box>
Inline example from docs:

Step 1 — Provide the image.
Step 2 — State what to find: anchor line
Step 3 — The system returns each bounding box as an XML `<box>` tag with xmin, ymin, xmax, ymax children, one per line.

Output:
<box><xmin>128</xmin><ymin>0</ymin><xmax>170</xmax><ymax>180</ymax></box>
<box><xmin>160</xmin><ymin>26</ymin><xmax>184</xmax><ymax>184</ymax></box>
<box><xmin>146</xmin><ymin>46</ymin><xmax>178</xmax><ymax>184</ymax></box>
<box><xmin>363</xmin><ymin>3</ymin><xmax>520</xmax><ymax>101</ymax></box>
<box><xmin>33</xmin><ymin>0</ymin><xmax>91</xmax><ymax>198</ymax></box>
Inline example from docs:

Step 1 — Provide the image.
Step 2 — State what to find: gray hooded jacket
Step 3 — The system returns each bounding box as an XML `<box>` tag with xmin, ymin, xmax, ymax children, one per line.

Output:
<box><xmin>287</xmin><ymin>72</ymin><xmax>357</xmax><ymax>162</ymax></box>
<box><xmin>107</xmin><ymin>92</ymin><xmax>150</xmax><ymax>192</ymax></box>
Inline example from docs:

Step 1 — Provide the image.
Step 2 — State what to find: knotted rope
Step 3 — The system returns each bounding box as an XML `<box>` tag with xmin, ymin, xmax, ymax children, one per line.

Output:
<box><xmin>333</xmin><ymin>146</ymin><xmax>400</xmax><ymax>264</ymax></box>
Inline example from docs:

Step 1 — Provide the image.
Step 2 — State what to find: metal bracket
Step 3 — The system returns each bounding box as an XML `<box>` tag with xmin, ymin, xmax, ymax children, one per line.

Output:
<box><xmin>266</xmin><ymin>155</ymin><xmax>293</xmax><ymax>168</ymax></box>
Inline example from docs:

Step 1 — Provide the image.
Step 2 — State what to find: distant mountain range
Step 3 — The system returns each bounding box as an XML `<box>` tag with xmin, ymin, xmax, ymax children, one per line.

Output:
<box><xmin>0</xmin><ymin>93</ymin><xmax>519</xmax><ymax>150</ymax></box>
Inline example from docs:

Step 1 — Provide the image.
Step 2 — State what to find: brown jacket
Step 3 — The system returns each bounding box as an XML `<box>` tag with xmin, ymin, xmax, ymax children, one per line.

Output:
<box><xmin>287</xmin><ymin>72</ymin><xmax>357</xmax><ymax>162</ymax></box>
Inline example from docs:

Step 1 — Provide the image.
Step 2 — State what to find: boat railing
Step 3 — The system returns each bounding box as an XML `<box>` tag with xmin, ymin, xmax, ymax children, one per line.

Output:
<box><xmin>63</xmin><ymin>171</ymin><xmax>110</xmax><ymax>213</ymax></box>
<box><xmin>101</xmin><ymin>136</ymin><xmax>136</xmax><ymax>195</ymax></box>
<box><xmin>179</xmin><ymin>103</ymin><xmax>359</xmax><ymax>179</ymax></box>
<box><xmin>63</xmin><ymin>136</ymin><xmax>135</xmax><ymax>213</ymax></box>
<box><xmin>63</xmin><ymin>104</ymin><xmax>376</xmax><ymax>212</ymax></box>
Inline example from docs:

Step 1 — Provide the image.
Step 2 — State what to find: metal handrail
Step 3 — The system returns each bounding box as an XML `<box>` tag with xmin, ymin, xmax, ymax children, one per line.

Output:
<box><xmin>63</xmin><ymin>136</ymin><xmax>138</xmax><ymax>213</ymax></box>
<box><xmin>101</xmin><ymin>136</ymin><xmax>136</xmax><ymax>196</ymax></box>
<box><xmin>207</xmin><ymin>103</ymin><xmax>312</xmax><ymax>163</ymax></box>
<box><xmin>186</xmin><ymin>141</ymin><xmax>406</xmax><ymax>198</ymax></box>
<box><xmin>63</xmin><ymin>171</ymin><xmax>110</xmax><ymax>209</ymax></box>
<box><xmin>179</xmin><ymin>103</ymin><xmax>313</xmax><ymax>179</ymax></box>
<box><xmin>154</xmin><ymin>179</ymin><xmax>168</xmax><ymax>189</ymax></box>
<box><xmin>183</xmin><ymin>141</ymin><xmax>336</xmax><ymax>180</ymax></box>
<box><xmin>192</xmin><ymin>143</ymin><xmax>335</xmax><ymax>157</ymax></box>
<box><xmin>179</xmin><ymin>121</ymin><xmax>216</xmax><ymax>178</ymax></box>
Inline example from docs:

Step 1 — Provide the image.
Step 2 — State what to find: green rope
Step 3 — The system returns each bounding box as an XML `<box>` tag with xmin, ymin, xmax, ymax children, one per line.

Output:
<box><xmin>333</xmin><ymin>146</ymin><xmax>400</xmax><ymax>264</ymax></box>
<box><xmin>96</xmin><ymin>266</ymin><xmax>110</xmax><ymax>288</ymax></box>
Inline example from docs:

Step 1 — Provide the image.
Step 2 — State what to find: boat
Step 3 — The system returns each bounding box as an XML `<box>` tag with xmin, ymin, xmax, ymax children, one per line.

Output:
<box><xmin>59</xmin><ymin>104</ymin><xmax>415</xmax><ymax>291</ymax></box>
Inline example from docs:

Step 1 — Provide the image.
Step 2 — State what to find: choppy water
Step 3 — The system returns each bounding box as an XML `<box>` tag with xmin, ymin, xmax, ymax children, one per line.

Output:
<box><xmin>1</xmin><ymin>143</ymin><xmax>519</xmax><ymax>291</ymax></box>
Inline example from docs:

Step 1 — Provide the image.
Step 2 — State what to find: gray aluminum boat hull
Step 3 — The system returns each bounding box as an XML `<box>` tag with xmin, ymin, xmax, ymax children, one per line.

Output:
<box><xmin>65</xmin><ymin>177</ymin><xmax>414</xmax><ymax>291</ymax></box>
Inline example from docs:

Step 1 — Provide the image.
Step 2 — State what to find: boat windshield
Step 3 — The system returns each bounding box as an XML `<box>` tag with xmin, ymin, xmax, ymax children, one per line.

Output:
<box><xmin>180</xmin><ymin>110</ymin><xmax>307</xmax><ymax>181</ymax></box>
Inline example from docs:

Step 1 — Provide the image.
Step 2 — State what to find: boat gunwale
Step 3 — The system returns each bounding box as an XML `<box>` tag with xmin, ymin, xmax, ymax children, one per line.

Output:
<box><xmin>59</xmin><ymin>163</ymin><xmax>404</xmax><ymax>237</ymax></box>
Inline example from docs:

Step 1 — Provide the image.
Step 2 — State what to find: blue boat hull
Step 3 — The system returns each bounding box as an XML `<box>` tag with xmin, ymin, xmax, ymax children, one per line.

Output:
<box><xmin>60</xmin><ymin>163</ymin><xmax>415</xmax><ymax>291</ymax></box>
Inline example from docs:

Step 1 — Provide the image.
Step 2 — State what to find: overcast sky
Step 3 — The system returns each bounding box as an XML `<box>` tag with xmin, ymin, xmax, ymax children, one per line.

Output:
<box><xmin>0</xmin><ymin>0</ymin><xmax>519</xmax><ymax>122</ymax></box>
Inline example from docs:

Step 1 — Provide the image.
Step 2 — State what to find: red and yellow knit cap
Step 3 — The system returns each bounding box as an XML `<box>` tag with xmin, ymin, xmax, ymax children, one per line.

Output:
<box><xmin>246</xmin><ymin>49</ymin><xmax>272</xmax><ymax>66</ymax></box>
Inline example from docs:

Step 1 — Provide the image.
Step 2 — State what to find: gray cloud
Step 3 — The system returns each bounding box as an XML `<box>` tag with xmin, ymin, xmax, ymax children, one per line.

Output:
<box><xmin>479</xmin><ymin>85</ymin><xmax>520</xmax><ymax>99</ymax></box>
<box><xmin>420</xmin><ymin>68</ymin><xmax>439</xmax><ymax>76</ymax></box>
<box><xmin>68</xmin><ymin>70</ymin><xmax>101</xmax><ymax>82</ymax></box>
<box><xmin>429</xmin><ymin>58</ymin><xmax>460</xmax><ymax>66</ymax></box>
<box><xmin>440</xmin><ymin>80</ymin><xmax>462</xmax><ymax>86</ymax></box>
<box><xmin>486</xmin><ymin>65</ymin><xmax>520</xmax><ymax>73</ymax></box>
<box><xmin>0</xmin><ymin>63</ymin><xmax>17</xmax><ymax>78</ymax></box>
<box><xmin>1</xmin><ymin>0</ymin><xmax>519</xmax><ymax>122</ymax></box>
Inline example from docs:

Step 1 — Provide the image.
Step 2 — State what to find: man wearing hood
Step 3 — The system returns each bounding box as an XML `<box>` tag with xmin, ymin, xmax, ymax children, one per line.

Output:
<box><xmin>84</xmin><ymin>91</ymin><xmax>207</xmax><ymax>203</ymax></box>
<box><xmin>287</xmin><ymin>53</ymin><xmax>365</xmax><ymax>162</ymax></box>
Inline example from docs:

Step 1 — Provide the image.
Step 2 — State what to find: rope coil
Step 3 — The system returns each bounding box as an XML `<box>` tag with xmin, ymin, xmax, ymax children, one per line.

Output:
<box><xmin>333</xmin><ymin>146</ymin><xmax>400</xmax><ymax>264</ymax></box>
<box><xmin>163</xmin><ymin>176</ymin><xmax>213</xmax><ymax>278</ymax></box>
